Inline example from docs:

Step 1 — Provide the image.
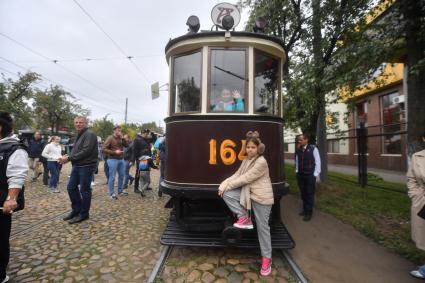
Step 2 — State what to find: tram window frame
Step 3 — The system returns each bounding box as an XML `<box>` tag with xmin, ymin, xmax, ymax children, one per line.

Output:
<box><xmin>207</xmin><ymin>47</ymin><xmax>249</xmax><ymax>114</ymax></box>
<box><xmin>253</xmin><ymin>49</ymin><xmax>282</xmax><ymax>117</ymax></box>
<box><xmin>170</xmin><ymin>49</ymin><xmax>203</xmax><ymax>115</ymax></box>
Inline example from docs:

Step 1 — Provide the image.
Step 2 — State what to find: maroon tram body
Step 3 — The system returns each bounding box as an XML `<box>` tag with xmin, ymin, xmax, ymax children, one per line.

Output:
<box><xmin>159</xmin><ymin>17</ymin><xmax>294</xmax><ymax>248</ymax></box>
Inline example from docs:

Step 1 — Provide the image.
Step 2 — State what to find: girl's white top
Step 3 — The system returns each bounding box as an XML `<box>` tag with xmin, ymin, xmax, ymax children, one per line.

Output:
<box><xmin>42</xmin><ymin>143</ymin><xmax>62</xmax><ymax>162</ymax></box>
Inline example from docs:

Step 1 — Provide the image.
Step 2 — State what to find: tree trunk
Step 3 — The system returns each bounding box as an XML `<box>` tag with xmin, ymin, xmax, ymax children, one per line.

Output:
<box><xmin>312</xmin><ymin>0</ymin><xmax>328</xmax><ymax>182</ymax></box>
<box><xmin>404</xmin><ymin>0</ymin><xmax>425</xmax><ymax>157</ymax></box>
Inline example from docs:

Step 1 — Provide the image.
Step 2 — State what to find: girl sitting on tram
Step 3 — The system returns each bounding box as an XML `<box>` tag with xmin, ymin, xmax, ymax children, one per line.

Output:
<box><xmin>218</xmin><ymin>131</ymin><xmax>274</xmax><ymax>276</ymax></box>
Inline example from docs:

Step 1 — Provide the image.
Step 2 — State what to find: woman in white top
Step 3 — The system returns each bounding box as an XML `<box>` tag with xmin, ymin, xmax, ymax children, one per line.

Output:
<box><xmin>41</xmin><ymin>136</ymin><xmax>62</xmax><ymax>192</ymax></box>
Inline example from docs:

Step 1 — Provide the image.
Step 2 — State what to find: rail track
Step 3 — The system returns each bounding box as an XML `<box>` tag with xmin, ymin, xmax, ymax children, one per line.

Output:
<box><xmin>147</xmin><ymin>246</ymin><xmax>309</xmax><ymax>283</ymax></box>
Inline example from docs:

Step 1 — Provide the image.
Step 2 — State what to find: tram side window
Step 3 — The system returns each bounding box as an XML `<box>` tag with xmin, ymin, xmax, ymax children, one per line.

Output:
<box><xmin>172</xmin><ymin>51</ymin><xmax>202</xmax><ymax>113</ymax></box>
<box><xmin>210</xmin><ymin>49</ymin><xmax>246</xmax><ymax>112</ymax></box>
<box><xmin>254</xmin><ymin>51</ymin><xmax>279</xmax><ymax>115</ymax></box>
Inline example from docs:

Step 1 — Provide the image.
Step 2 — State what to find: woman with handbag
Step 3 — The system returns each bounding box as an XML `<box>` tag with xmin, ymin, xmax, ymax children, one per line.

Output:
<box><xmin>0</xmin><ymin>112</ymin><xmax>29</xmax><ymax>283</ymax></box>
<box><xmin>408</xmin><ymin>131</ymin><xmax>425</xmax><ymax>280</ymax></box>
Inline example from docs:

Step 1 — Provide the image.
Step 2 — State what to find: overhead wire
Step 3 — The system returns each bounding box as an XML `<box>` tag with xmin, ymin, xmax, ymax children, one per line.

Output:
<box><xmin>0</xmin><ymin>58</ymin><xmax>127</xmax><ymax>115</ymax></box>
<box><xmin>72</xmin><ymin>0</ymin><xmax>152</xmax><ymax>85</ymax></box>
<box><xmin>10</xmin><ymin>54</ymin><xmax>162</xmax><ymax>63</ymax></box>
<box><xmin>0</xmin><ymin>31</ymin><xmax>121</xmax><ymax>102</ymax></box>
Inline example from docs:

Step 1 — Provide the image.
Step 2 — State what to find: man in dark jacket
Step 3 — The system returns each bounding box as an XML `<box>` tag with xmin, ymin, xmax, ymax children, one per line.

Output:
<box><xmin>295</xmin><ymin>133</ymin><xmax>321</xmax><ymax>221</ymax></box>
<box><xmin>59</xmin><ymin>116</ymin><xmax>98</xmax><ymax>224</ymax></box>
<box><xmin>132</xmin><ymin>129</ymin><xmax>152</xmax><ymax>193</ymax></box>
<box><xmin>28</xmin><ymin>131</ymin><xmax>45</xmax><ymax>182</ymax></box>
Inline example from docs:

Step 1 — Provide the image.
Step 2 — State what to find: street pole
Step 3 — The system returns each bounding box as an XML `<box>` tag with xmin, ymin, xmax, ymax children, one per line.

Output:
<box><xmin>125</xmin><ymin>97</ymin><xmax>128</xmax><ymax>125</ymax></box>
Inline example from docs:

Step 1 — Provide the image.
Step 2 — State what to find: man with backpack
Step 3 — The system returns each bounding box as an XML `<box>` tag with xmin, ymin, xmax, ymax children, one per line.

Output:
<box><xmin>28</xmin><ymin>131</ymin><xmax>45</xmax><ymax>182</ymax></box>
<box><xmin>132</xmin><ymin>129</ymin><xmax>152</xmax><ymax>193</ymax></box>
<box><xmin>0</xmin><ymin>112</ymin><xmax>29</xmax><ymax>283</ymax></box>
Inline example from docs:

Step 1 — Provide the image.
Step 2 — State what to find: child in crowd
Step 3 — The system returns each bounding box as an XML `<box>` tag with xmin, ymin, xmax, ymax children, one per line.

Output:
<box><xmin>41</xmin><ymin>136</ymin><xmax>62</xmax><ymax>193</ymax></box>
<box><xmin>137</xmin><ymin>155</ymin><xmax>158</xmax><ymax>196</ymax></box>
<box><xmin>218</xmin><ymin>131</ymin><xmax>274</xmax><ymax>276</ymax></box>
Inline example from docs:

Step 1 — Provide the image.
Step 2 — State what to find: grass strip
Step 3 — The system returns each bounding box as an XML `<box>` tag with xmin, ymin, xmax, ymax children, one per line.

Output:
<box><xmin>284</xmin><ymin>164</ymin><xmax>425</xmax><ymax>264</ymax></box>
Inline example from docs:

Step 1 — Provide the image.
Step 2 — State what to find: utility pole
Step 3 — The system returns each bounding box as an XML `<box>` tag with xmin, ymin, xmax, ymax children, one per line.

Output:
<box><xmin>124</xmin><ymin>97</ymin><xmax>128</xmax><ymax>125</ymax></box>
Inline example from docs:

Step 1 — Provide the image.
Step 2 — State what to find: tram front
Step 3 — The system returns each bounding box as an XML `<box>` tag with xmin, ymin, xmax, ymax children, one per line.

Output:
<box><xmin>160</xmin><ymin>6</ymin><xmax>294</xmax><ymax>249</ymax></box>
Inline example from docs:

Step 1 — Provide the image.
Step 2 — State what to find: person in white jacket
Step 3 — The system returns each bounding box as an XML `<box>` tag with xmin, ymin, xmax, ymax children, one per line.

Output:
<box><xmin>42</xmin><ymin>136</ymin><xmax>62</xmax><ymax>193</ymax></box>
<box><xmin>0</xmin><ymin>112</ymin><xmax>29</xmax><ymax>283</ymax></box>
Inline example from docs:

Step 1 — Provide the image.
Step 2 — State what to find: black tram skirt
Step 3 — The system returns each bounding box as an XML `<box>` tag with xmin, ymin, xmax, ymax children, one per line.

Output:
<box><xmin>160</xmin><ymin>218</ymin><xmax>295</xmax><ymax>249</ymax></box>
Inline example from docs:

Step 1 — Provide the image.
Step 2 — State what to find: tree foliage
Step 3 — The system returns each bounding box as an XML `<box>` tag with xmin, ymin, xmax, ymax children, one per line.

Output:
<box><xmin>91</xmin><ymin>115</ymin><xmax>115</xmax><ymax>141</ymax></box>
<box><xmin>0</xmin><ymin>72</ymin><xmax>40</xmax><ymax>130</ymax></box>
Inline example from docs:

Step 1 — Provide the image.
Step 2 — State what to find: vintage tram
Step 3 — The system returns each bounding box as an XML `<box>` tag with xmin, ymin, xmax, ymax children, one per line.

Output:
<box><xmin>159</xmin><ymin>4</ymin><xmax>294</xmax><ymax>249</ymax></box>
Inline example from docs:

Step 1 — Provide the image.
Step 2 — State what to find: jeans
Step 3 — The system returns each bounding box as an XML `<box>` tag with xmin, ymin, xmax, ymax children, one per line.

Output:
<box><xmin>67</xmin><ymin>164</ymin><xmax>96</xmax><ymax>218</ymax></box>
<box><xmin>297</xmin><ymin>174</ymin><xmax>316</xmax><ymax>215</ymax></box>
<box><xmin>123</xmin><ymin>160</ymin><xmax>134</xmax><ymax>187</ymax></box>
<box><xmin>0</xmin><ymin>214</ymin><xmax>11</xmax><ymax>281</ymax></box>
<box><xmin>42</xmin><ymin>161</ymin><xmax>49</xmax><ymax>185</ymax></box>
<box><xmin>47</xmin><ymin>161</ymin><xmax>59</xmax><ymax>189</ymax></box>
<box><xmin>159</xmin><ymin>159</ymin><xmax>165</xmax><ymax>185</ymax></box>
<box><xmin>103</xmin><ymin>158</ymin><xmax>109</xmax><ymax>181</ymax></box>
<box><xmin>107</xmin><ymin>159</ymin><xmax>125</xmax><ymax>195</ymax></box>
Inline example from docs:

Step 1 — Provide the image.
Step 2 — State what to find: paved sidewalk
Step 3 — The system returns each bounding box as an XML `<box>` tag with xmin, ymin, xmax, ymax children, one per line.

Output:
<box><xmin>285</xmin><ymin>159</ymin><xmax>406</xmax><ymax>184</ymax></box>
<box><xmin>282</xmin><ymin>195</ymin><xmax>418</xmax><ymax>283</ymax></box>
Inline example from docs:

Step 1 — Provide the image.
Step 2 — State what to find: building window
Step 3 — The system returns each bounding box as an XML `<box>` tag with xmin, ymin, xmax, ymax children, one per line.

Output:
<box><xmin>210</xmin><ymin>49</ymin><xmax>246</xmax><ymax>112</ymax></box>
<box><xmin>254</xmin><ymin>50</ymin><xmax>280</xmax><ymax>115</ymax></box>
<box><xmin>381</xmin><ymin>92</ymin><xmax>404</xmax><ymax>154</ymax></box>
<box><xmin>171</xmin><ymin>51</ymin><xmax>202</xmax><ymax>113</ymax></box>
<box><xmin>328</xmin><ymin>140</ymin><xmax>340</xmax><ymax>153</ymax></box>
<box><xmin>284</xmin><ymin>143</ymin><xmax>289</xmax><ymax>152</ymax></box>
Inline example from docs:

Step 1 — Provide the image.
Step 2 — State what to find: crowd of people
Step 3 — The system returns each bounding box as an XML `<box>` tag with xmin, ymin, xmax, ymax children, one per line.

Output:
<box><xmin>1</xmin><ymin>110</ymin><xmax>425</xmax><ymax>281</ymax></box>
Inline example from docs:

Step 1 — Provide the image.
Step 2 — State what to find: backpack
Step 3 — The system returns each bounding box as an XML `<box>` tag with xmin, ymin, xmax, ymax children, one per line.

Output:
<box><xmin>139</xmin><ymin>159</ymin><xmax>149</xmax><ymax>170</ymax></box>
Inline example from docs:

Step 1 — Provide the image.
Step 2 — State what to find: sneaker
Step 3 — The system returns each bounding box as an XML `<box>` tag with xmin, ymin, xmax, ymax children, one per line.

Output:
<box><xmin>410</xmin><ymin>270</ymin><xmax>425</xmax><ymax>279</ymax></box>
<box><xmin>53</xmin><ymin>188</ymin><xmax>60</xmax><ymax>193</ymax></box>
<box><xmin>1</xmin><ymin>274</ymin><xmax>9</xmax><ymax>283</ymax></box>
<box><xmin>118</xmin><ymin>191</ymin><xmax>128</xmax><ymax>196</ymax></box>
<box><xmin>233</xmin><ymin>216</ymin><xmax>253</xmax><ymax>229</ymax></box>
<box><xmin>260</xmin><ymin>257</ymin><xmax>272</xmax><ymax>276</ymax></box>
<box><xmin>91</xmin><ymin>181</ymin><xmax>96</xmax><ymax>186</ymax></box>
<box><xmin>110</xmin><ymin>194</ymin><xmax>118</xmax><ymax>200</ymax></box>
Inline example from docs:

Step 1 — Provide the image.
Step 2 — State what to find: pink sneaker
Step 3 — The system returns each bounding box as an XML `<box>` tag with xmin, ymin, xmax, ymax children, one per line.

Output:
<box><xmin>260</xmin><ymin>257</ymin><xmax>272</xmax><ymax>276</ymax></box>
<box><xmin>233</xmin><ymin>216</ymin><xmax>253</xmax><ymax>229</ymax></box>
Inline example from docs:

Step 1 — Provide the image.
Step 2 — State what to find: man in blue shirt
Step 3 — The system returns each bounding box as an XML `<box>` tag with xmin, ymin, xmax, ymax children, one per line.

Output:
<box><xmin>295</xmin><ymin>133</ymin><xmax>321</xmax><ymax>221</ymax></box>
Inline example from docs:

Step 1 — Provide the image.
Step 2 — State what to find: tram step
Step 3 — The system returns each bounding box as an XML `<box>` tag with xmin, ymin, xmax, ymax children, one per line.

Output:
<box><xmin>160</xmin><ymin>219</ymin><xmax>295</xmax><ymax>249</ymax></box>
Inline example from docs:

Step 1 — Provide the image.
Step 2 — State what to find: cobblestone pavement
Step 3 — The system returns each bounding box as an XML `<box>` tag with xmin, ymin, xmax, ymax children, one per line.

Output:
<box><xmin>8</xmin><ymin>162</ymin><xmax>295</xmax><ymax>282</ymax></box>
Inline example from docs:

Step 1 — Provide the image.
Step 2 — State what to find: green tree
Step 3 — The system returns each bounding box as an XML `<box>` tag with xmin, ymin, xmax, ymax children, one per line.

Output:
<box><xmin>91</xmin><ymin>115</ymin><xmax>115</xmax><ymax>141</ymax></box>
<box><xmin>0</xmin><ymin>72</ymin><xmax>40</xmax><ymax>130</ymax></box>
<box><xmin>33</xmin><ymin>85</ymin><xmax>89</xmax><ymax>133</ymax></box>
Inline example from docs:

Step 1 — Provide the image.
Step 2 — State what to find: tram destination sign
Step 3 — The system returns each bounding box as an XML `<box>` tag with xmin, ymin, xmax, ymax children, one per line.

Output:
<box><xmin>211</xmin><ymin>2</ymin><xmax>241</xmax><ymax>30</ymax></box>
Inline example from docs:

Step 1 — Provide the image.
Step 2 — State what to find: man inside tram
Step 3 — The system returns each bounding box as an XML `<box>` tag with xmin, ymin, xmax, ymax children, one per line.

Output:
<box><xmin>212</xmin><ymin>88</ymin><xmax>244</xmax><ymax>112</ymax></box>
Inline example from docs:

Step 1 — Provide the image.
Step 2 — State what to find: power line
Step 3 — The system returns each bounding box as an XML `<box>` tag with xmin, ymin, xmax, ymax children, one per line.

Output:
<box><xmin>0</xmin><ymin>59</ymin><xmax>125</xmax><ymax>115</ymax></box>
<box><xmin>10</xmin><ymin>54</ymin><xmax>162</xmax><ymax>63</ymax></box>
<box><xmin>0</xmin><ymin>32</ymin><xmax>121</xmax><ymax>102</ymax></box>
<box><xmin>72</xmin><ymin>0</ymin><xmax>152</xmax><ymax>85</ymax></box>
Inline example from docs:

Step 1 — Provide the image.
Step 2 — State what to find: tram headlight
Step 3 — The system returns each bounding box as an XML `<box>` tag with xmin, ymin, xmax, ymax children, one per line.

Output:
<box><xmin>186</xmin><ymin>15</ymin><xmax>200</xmax><ymax>34</ymax></box>
<box><xmin>221</xmin><ymin>15</ymin><xmax>234</xmax><ymax>31</ymax></box>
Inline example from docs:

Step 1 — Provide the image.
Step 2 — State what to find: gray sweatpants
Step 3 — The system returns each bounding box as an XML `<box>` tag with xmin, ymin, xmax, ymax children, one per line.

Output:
<box><xmin>138</xmin><ymin>171</ymin><xmax>150</xmax><ymax>193</ymax></box>
<box><xmin>223</xmin><ymin>188</ymin><xmax>272</xmax><ymax>258</ymax></box>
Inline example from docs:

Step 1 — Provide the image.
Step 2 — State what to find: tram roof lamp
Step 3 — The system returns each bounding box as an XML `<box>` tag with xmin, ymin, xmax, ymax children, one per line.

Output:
<box><xmin>221</xmin><ymin>15</ymin><xmax>234</xmax><ymax>31</ymax></box>
<box><xmin>253</xmin><ymin>16</ymin><xmax>267</xmax><ymax>33</ymax></box>
<box><xmin>186</xmin><ymin>15</ymin><xmax>200</xmax><ymax>34</ymax></box>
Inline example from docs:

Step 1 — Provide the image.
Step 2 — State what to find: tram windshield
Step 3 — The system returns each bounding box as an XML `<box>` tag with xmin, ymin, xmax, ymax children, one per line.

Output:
<box><xmin>210</xmin><ymin>49</ymin><xmax>246</xmax><ymax>112</ymax></box>
<box><xmin>254</xmin><ymin>50</ymin><xmax>280</xmax><ymax>115</ymax></box>
<box><xmin>172</xmin><ymin>51</ymin><xmax>202</xmax><ymax>113</ymax></box>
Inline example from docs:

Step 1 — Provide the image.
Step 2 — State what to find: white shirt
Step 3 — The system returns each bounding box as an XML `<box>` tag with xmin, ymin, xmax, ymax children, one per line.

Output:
<box><xmin>42</xmin><ymin>143</ymin><xmax>62</xmax><ymax>162</ymax></box>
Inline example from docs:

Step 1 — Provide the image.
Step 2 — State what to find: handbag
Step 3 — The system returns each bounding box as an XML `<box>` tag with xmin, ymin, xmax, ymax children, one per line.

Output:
<box><xmin>417</xmin><ymin>204</ymin><xmax>425</xmax><ymax>220</ymax></box>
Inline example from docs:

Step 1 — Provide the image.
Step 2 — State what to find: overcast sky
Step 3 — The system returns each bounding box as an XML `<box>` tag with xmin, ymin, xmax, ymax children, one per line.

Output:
<box><xmin>0</xmin><ymin>0</ymin><xmax>249</xmax><ymax>127</ymax></box>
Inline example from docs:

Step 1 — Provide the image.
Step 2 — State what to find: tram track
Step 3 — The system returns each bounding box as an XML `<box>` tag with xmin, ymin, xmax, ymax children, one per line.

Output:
<box><xmin>147</xmin><ymin>246</ymin><xmax>309</xmax><ymax>283</ymax></box>
<box><xmin>10</xmin><ymin>194</ymin><xmax>105</xmax><ymax>240</ymax></box>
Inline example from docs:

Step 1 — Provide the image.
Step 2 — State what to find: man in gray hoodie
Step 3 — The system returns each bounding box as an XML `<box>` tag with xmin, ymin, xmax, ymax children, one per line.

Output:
<box><xmin>0</xmin><ymin>112</ymin><xmax>29</xmax><ymax>283</ymax></box>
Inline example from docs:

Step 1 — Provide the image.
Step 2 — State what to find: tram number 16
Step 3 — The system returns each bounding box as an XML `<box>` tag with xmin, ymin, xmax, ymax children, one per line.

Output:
<box><xmin>209</xmin><ymin>139</ymin><xmax>246</xmax><ymax>165</ymax></box>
